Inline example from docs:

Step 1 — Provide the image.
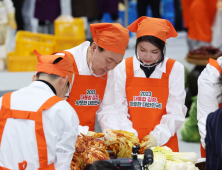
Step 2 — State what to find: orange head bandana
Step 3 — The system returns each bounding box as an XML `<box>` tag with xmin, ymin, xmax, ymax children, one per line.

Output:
<box><xmin>34</xmin><ymin>50</ymin><xmax>74</xmax><ymax>84</ymax></box>
<box><xmin>127</xmin><ymin>16</ymin><xmax>178</xmax><ymax>42</ymax></box>
<box><xmin>90</xmin><ymin>23</ymin><xmax>129</xmax><ymax>54</ymax></box>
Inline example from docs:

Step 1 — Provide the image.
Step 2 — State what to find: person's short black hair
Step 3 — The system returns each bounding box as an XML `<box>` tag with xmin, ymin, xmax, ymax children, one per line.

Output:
<box><xmin>83</xmin><ymin>161</ymin><xmax>118</xmax><ymax>170</ymax></box>
<box><xmin>135</xmin><ymin>35</ymin><xmax>166</xmax><ymax>65</ymax></box>
<box><xmin>36</xmin><ymin>57</ymin><xmax>69</xmax><ymax>86</ymax></box>
<box><xmin>90</xmin><ymin>40</ymin><xmax>105</xmax><ymax>52</ymax></box>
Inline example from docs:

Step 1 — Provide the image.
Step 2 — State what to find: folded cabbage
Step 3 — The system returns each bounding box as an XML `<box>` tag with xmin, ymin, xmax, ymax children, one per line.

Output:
<box><xmin>149</xmin><ymin>152</ymin><xmax>166</xmax><ymax>170</ymax></box>
<box><xmin>164</xmin><ymin>160</ymin><xmax>187</xmax><ymax>170</ymax></box>
<box><xmin>165</xmin><ymin>152</ymin><xmax>197</xmax><ymax>164</ymax></box>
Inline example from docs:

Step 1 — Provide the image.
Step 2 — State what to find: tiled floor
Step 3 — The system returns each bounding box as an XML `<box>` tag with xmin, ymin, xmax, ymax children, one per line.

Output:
<box><xmin>0</xmin><ymin>32</ymin><xmax>201</xmax><ymax>157</ymax></box>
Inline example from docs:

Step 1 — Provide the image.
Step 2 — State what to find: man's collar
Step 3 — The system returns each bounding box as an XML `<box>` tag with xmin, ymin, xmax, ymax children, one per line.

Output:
<box><xmin>36</xmin><ymin>80</ymin><xmax>57</xmax><ymax>95</ymax></box>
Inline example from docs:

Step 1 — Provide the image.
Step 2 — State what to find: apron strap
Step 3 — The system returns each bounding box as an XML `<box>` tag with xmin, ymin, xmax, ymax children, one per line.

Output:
<box><xmin>0</xmin><ymin>92</ymin><xmax>13</xmax><ymax>146</ymax></box>
<box><xmin>208</xmin><ymin>58</ymin><xmax>222</xmax><ymax>74</ymax></box>
<box><xmin>126</xmin><ymin>57</ymin><xmax>176</xmax><ymax>79</ymax></box>
<box><xmin>56</xmin><ymin>51</ymin><xmax>79</xmax><ymax>75</ymax></box>
<box><xmin>18</xmin><ymin>161</ymin><xmax>27</xmax><ymax>170</ymax></box>
<box><xmin>0</xmin><ymin>160</ymin><xmax>27</xmax><ymax>170</ymax></box>
<box><xmin>0</xmin><ymin>166</ymin><xmax>10</xmax><ymax>170</ymax></box>
<box><xmin>161</xmin><ymin>58</ymin><xmax>176</xmax><ymax>79</ymax></box>
<box><xmin>1</xmin><ymin>92</ymin><xmax>12</xmax><ymax>109</ymax></box>
<box><xmin>35</xmin><ymin>96</ymin><xmax>62</xmax><ymax>168</ymax></box>
<box><xmin>37</xmin><ymin>96</ymin><xmax>63</xmax><ymax>112</ymax></box>
<box><xmin>0</xmin><ymin>93</ymin><xmax>61</xmax><ymax>169</ymax></box>
<box><xmin>125</xmin><ymin>57</ymin><xmax>134</xmax><ymax>78</ymax></box>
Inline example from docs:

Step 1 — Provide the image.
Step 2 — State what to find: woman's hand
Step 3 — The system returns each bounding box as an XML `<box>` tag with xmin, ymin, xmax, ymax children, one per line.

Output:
<box><xmin>141</xmin><ymin>134</ymin><xmax>157</xmax><ymax>149</ymax></box>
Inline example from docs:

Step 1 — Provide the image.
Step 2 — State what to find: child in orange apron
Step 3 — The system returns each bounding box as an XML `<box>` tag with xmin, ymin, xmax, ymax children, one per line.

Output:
<box><xmin>114</xmin><ymin>17</ymin><xmax>187</xmax><ymax>152</ymax></box>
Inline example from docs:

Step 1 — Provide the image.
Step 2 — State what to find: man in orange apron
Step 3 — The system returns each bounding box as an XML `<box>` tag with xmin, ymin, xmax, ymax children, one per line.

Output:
<box><xmin>112</xmin><ymin>17</ymin><xmax>187</xmax><ymax>152</ymax></box>
<box><xmin>198</xmin><ymin>57</ymin><xmax>222</xmax><ymax>158</ymax></box>
<box><xmin>188</xmin><ymin>0</ymin><xmax>217</xmax><ymax>43</ymax></box>
<box><xmin>0</xmin><ymin>50</ymin><xmax>79</xmax><ymax>169</ymax></box>
<box><xmin>55</xmin><ymin>23</ymin><xmax>130</xmax><ymax>132</ymax></box>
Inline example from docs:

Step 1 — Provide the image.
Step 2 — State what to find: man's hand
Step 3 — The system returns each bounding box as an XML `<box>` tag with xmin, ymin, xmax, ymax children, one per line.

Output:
<box><xmin>145</xmin><ymin>134</ymin><xmax>157</xmax><ymax>149</ymax></box>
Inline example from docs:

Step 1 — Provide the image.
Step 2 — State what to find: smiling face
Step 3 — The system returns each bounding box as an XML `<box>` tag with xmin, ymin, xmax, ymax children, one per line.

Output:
<box><xmin>137</xmin><ymin>41</ymin><xmax>162</xmax><ymax>65</ymax></box>
<box><xmin>88</xmin><ymin>42</ymin><xmax>124</xmax><ymax>75</ymax></box>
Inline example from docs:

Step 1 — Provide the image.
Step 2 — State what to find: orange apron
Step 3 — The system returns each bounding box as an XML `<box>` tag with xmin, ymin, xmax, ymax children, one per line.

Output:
<box><xmin>0</xmin><ymin>92</ymin><xmax>62</xmax><ymax>170</ymax></box>
<box><xmin>188</xmin><ymin>0</ymin><xmax>217</xmax><ymax>43</ymax></box>
<box><xmin>125</xmin><ymin>57</ymin><xmax>179</xmax><ymax>152</ymax></box>
<box><xmin>62</xmin><ymin>51</ymin><xmax>107</xmax><ymax>131</ymax></box>
<box><xmin>200</xmin><ymin>58</ymin><xmax>222</xmax><ymax>158</ymax></box>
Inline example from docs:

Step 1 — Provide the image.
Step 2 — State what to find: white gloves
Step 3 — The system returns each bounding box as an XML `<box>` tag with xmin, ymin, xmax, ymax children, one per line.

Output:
<box><xmin>141</xmin><ymin>134</ymin><xmax>157</xmax><ymax>149</ymax></box>
<box><xmin>78</xmin><ymin>125</ymin><xmax>89</xmax><ymax>136</ymax></box>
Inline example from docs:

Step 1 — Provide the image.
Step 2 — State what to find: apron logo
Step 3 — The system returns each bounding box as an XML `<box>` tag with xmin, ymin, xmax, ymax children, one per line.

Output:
<box><xmin>129</xmin><ymin>91</ymin><xmax>162</xmax><ymax>109</ymax></box>
<box><xmin>75</xmin><ymin>89</ymin><xmax>101</xmax><ymax>106</ymax></box>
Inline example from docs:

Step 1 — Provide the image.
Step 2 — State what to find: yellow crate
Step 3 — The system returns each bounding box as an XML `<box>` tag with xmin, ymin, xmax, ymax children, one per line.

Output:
<box><xmin>7</xmin><ymin>52</ymin><xmax>37</xmax><ymax>72</ymax></box>
<box><xmin>55</xmin><ymin>37</ymin><xmax>85</xmax><ymax>51</ymax></box>
<box><xmin>15</xmin><ymin>31</ymin><xmax>56</xmax><ymax>56</ymax></box>
<box><xmin>54</xmin><ymin>17</ymin><xmax>85</xmax><ymax>40</ymax></box>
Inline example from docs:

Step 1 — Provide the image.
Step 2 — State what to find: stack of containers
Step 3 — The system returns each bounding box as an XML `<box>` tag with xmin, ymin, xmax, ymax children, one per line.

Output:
<box><xmin>7</xmin><ymin>31</ymin><xmax>56</xmax><ymax>72</ymax></box>
<box><xmin>7</xmin><ymin>16</ymin><xmax>86</xmax><ymax>72</ymax></box>
<box><xmin>54</xmin><ymin>16</ymin><xmax>85</xmax><ymax>52</ymax></box>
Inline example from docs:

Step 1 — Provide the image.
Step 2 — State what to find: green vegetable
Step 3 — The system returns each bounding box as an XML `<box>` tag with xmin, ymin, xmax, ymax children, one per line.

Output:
<box><xmin>181</xmin><ymin>96</ymin><xmax>201</xmax><ymax>142</ymax></box>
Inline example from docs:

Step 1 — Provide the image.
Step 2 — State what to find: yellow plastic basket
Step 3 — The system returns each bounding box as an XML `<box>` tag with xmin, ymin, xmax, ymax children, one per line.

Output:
<box><xmin>15</xmin><ymin>31</ymin><xmax>56</xmax><ymax>56</ymax></box>
<box><xmin>55</xmin><ymin>37</ymin><xmax>85</xmax><ymax>51</ymax></box>
<box><xmin>7</xmin><ymin>52</ymin><xmax>37</xmax><ymax>72</ymax></box>
<box><xmin>54</xmin><ymin>17</ymin><xmax>85</xmax><ymax>40</ymax></box>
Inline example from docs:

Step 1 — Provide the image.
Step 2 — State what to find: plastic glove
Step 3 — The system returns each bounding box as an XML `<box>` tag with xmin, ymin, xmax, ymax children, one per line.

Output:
<box><xmin>144</xmin><ymin>135</ymin><xmax>157</xmax><ymax>149</ymax></box>
<box><xmin>7</xmin><ymin>12</ymin><xmax>17</xmax><ymax>29</ymax></box>
<box><xmin>78</xmin><ymin>125</ymin><xmax>89</xmax><ymax>136</ymax></box>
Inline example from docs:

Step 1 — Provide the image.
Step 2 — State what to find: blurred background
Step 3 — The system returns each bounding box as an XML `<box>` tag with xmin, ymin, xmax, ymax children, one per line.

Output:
<box><xmin>1</xmin><ymin>0</ymin><xmax>222</xmax><ymax>158</ymax></box>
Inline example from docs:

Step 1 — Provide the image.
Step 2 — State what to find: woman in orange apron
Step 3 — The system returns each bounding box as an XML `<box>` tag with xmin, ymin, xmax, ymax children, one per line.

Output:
<box><xmin>114</xmin><ymin>17</ymin><xmax>187</xmax><ymax>152</ymax></box>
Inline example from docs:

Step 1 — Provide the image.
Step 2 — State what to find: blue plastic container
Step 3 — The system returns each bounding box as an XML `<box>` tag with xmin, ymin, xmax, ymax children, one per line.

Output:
<box><xmin>146</xmin><ymin>5</ymin><xmax>153</xmax><ymax>17</ymax></box>
<box><xmin>161</xmin><ymin>0</ymin><xmax>175</xmax><ymax>25</ymax></box>
<box><xmin>102</xmin><ymin>13</ymin><xmax>113</xmax><ymax>23</ymax></box>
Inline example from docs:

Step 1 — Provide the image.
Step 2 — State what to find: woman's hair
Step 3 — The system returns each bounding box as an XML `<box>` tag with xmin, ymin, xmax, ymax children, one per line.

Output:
<box><xmin>83</xmin><ymin>161</ymin><xmax>118</xmax><ymax>170</ymax></box>
<box><xmin>135</xmin><ymin>35</ymin><xmax>166</xmax><ymax>65</ymax></box>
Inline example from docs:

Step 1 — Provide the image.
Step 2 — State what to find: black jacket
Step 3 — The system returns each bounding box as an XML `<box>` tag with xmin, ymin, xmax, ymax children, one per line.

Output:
<box><xmin>205</xmin><ymin>107</ymin><xmax>222</xmax><ymax>170</ymax></box>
